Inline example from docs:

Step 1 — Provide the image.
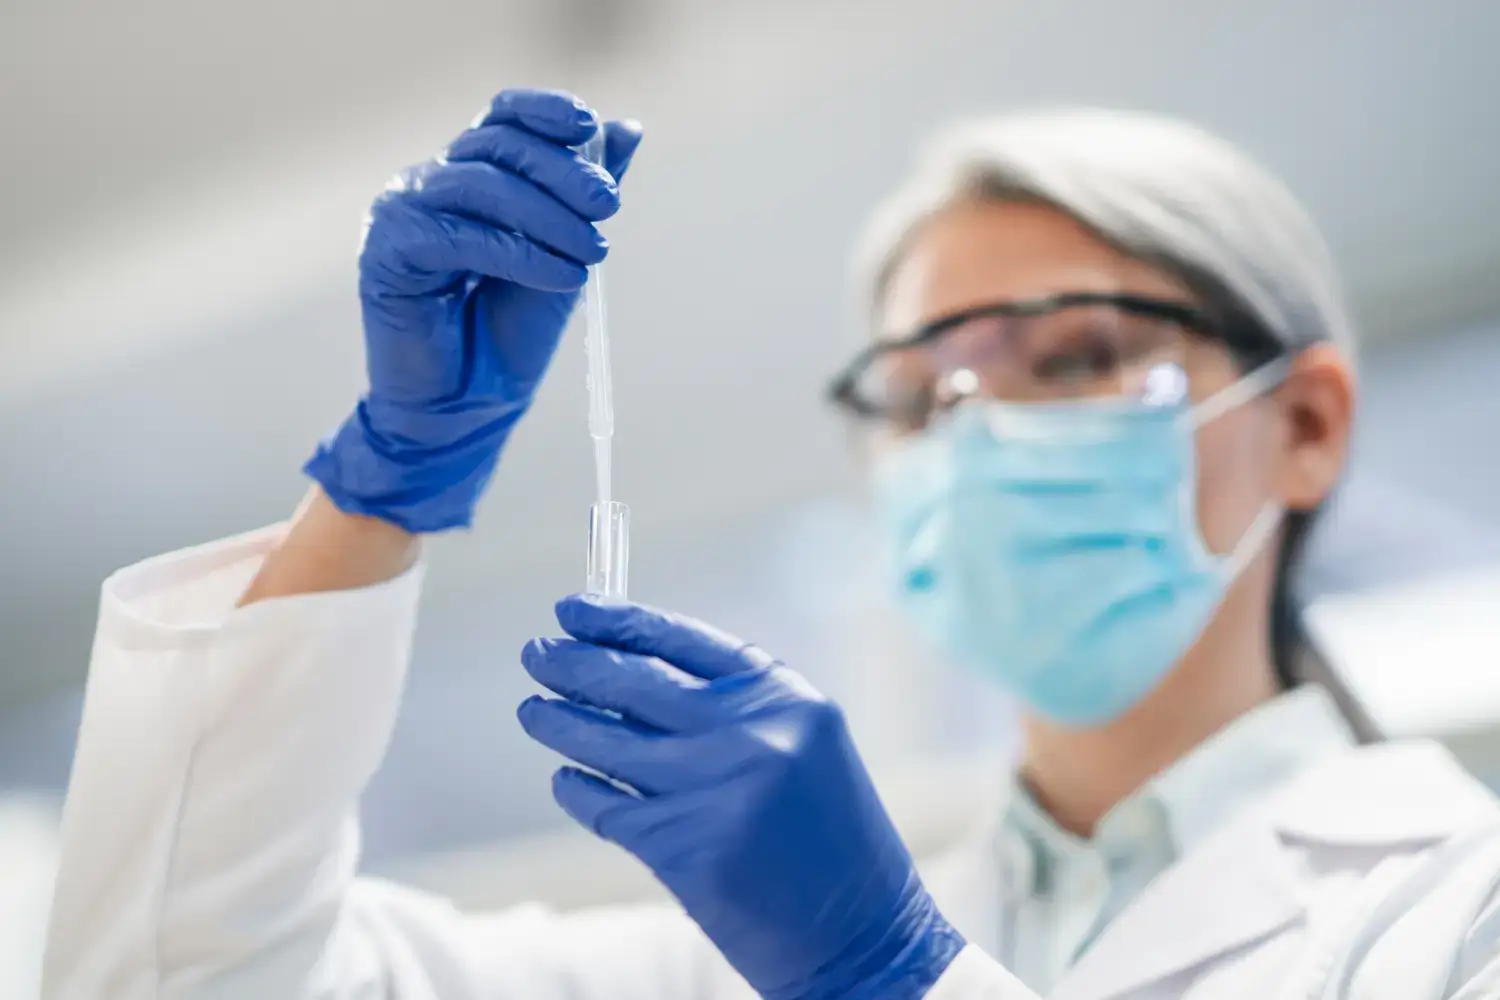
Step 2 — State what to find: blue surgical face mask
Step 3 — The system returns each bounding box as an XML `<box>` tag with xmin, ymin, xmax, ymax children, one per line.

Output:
<box><xmin>874</xmin><ymin>361</ymin><xmax>1288</xmax><ymax>727</ymax></box>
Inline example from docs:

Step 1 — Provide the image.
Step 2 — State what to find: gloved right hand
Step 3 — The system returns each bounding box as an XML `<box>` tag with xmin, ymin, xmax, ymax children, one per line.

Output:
<box><xmin>305</xmin><ymin>88</ymin><xmax>643</xmax><ymax>532</ymax></box>
<box><xmin>519</xmin><ymin>597</ymin><xmax>968</xmax><ymax>1000</ymax></box>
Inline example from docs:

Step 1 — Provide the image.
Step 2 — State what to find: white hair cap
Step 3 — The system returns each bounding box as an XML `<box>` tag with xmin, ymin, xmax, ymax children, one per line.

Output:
<box><xmin>857</xmin><ymin>108</ymin><xmax>1356</xmax><ymax>360</ymax></box>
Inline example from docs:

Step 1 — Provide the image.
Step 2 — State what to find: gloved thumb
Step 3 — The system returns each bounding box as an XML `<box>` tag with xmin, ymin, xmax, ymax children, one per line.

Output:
<box><xmin>603</xmin><ymin>119</ymin><xmax>644</xmax><ymax>183</ymax></box>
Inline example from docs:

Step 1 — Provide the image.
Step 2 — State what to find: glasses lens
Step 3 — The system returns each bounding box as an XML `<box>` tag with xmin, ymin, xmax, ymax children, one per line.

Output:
<box><xmin>849</xmin><ymin>300</ymin><xmax>1192</xmax><ymax>429</ymax></box>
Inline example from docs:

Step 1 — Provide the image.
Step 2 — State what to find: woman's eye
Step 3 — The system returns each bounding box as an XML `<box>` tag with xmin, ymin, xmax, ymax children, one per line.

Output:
<box><xmin>1031</xmin><ymin>341</ymin><xmax>1122</xmax><ymax>382</ymax></box>
<box><xmin>893</xmin><ymin>386</ymin><xmax>935</xmax><ymax>431</ymax></box>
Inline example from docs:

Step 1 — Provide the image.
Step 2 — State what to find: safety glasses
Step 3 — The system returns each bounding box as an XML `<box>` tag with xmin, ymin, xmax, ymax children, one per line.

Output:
<box><xmin>826</xmin><ymin>292</ymin><xmax>1262</xmax><ymax>432</ymax></box>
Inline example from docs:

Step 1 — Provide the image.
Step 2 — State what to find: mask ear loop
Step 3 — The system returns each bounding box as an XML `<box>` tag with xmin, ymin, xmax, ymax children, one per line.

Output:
<box><xmin>1221</xmin><ymin>501</ymin><xmax>1284</xmax><ymax>580</ymax></box>
<box><xmin>1177</xmin><ymin>355</ymin><xmax>1294</xmax><ymax>575</ymax></box>
<box><xmin>1181</xmin><ymin>355</ymin><xmax>1294</xmax><ymax>431</ymax></box>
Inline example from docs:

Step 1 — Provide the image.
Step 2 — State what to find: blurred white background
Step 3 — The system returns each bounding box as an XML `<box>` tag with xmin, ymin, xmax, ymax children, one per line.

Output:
<box><xmin>3</xmin><ymin>1</ymin><xmax>1500</xmax><ymax>989</ymax></box>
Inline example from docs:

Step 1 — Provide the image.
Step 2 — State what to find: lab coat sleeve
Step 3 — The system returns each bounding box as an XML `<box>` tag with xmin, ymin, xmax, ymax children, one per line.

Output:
<box><xmin>1447</xmin><ymin>838</ymin><xmax>1500</xmax><ymax>999</ymax></box>
<box><xmin>41</xmin><ymin>525</ymin><xmax>743</xmax><ymax>1000</ymax></box>
<box><xmin>924</xmin><ymin>946</ymin><xmax>1042</xmax><ymax>999</ymax></box>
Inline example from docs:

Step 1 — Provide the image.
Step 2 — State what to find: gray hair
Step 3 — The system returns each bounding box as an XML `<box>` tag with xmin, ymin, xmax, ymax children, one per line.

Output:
<box><xmin>856</xmin><ymin>108</ymin><xmax>1355</xmax><ymax>363</ymax></box>
<box><xmin>855</xmin><ymin>108</ymin><xmax>1377</xmax><ymax>738</ymax></box>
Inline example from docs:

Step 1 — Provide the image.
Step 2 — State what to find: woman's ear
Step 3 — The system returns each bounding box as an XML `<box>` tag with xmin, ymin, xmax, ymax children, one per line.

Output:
<box><xmin>1275</xmin><ymin>343</ymin><xmax>1355</xmax><ymax>511</ymax></box>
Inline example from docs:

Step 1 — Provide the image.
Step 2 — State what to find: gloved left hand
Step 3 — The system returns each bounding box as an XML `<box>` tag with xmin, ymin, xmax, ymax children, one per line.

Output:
<box><xmin>518</xmin><ymin>595</ymin><xmax>967</xmax><ymax>1000</ymax></box>
<box><xmin>305</xmin><ymin>88</ymin><xmax>642</xmax><ymax>533</ymax></box>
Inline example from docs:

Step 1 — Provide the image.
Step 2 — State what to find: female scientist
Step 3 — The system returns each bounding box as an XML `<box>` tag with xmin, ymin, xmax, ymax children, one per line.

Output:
<box><xmin>41</xmin><ymin>88</ymin><xmax>1500</xmax><ymax>1000</ymax></box>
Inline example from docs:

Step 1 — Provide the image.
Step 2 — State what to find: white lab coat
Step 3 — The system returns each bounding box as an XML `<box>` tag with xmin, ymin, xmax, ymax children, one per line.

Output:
<box><xmin>39</xmin><ymin>526</ymin><xmax>1500</xmax><ymax>1000</ymax></box>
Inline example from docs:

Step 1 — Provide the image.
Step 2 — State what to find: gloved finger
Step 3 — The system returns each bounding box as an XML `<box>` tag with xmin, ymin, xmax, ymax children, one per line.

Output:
<box><xmin>447</xmin><ymin>125</ymin><xmax>620</xmax><ymax>222</ymax></box>
<box><xmin>518</xmin><ymin>696</ymin><xmax>696</xmax><ymax>796</ymax></box>
<box><xmin>555</xmin><ymin>594</ymin><xmax>776</xmax><ymax>680</ymax></box>
<box><xmin>471</xmin><ymin>88</ymin><xmax>599</xmax><ymax>145</ymax></box>
<box><xmin>602</xmin><ymin>119</ymin><xmax>644</xmax><ymax>182</ymax></box>
<box><xmin>522</xmin><ymin>638</ymin><xmax>716</xmax><ymax>732</ymax></box>
<box><xmin>574</xmin><ymin>786</ymin><xmax>720</xmax><ymax>871</ymax></box>
<box><xmin>551</xmin><ymin>766</ymin><xmax>642</xmax><ymax>842</ymax></box>
<box><xmin>407</xmin><ymin>161</ymin><xmax>608</xmax><ymax>267</ymax></box>
<box><xmin>363</xmin><ymin>198</ymin><xmax>586</xmax><ymax>292</ymax></box>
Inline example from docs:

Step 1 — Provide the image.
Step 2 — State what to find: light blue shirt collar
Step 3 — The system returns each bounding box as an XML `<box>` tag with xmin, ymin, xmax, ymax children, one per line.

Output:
<box><xmin>1003</xmin><ymin>684</ymin><xmax>1357</xmax><ymax>896</ymax></box>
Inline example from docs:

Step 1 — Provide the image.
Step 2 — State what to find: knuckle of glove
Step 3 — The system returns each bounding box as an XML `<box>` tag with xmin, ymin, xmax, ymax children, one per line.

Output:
<box><xmin>359</xmin><ymin>187</ymin><xmax>423</xmax><ymax>282</ymax></box>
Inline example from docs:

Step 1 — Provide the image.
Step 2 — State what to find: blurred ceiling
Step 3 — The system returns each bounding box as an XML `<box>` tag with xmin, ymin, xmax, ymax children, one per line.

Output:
<box><xmin>2</xmin><ymin>0</ymin><xmax>1499</xmax><ymax>698</ymax></box>
<box><xmin>0</xmin><ymin>0</ymin><xmax>665</xmax><ymax>261</ymax></box>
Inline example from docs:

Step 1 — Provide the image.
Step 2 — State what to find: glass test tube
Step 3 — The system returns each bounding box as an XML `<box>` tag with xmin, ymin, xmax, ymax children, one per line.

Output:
<box><xmin>586</xmin><ymin>500</ymin><xmax>631</xmax><ymax>599</ymax></box>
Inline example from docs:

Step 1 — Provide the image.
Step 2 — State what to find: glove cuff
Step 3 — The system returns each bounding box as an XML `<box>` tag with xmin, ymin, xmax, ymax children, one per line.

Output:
<box><xmin>843</xmin><ymin>905</ymin><xmax>967</xmax><ymax>1000</ymax></box>
<box><xmin>304</xmin><ymin>398</ymin><xmax>516</xmax><ymax>533</ymax></box>
<box><xmin>775</xmin><ymin>889</ymin><xmax>967</xmax><ymax>1000</ymax></box>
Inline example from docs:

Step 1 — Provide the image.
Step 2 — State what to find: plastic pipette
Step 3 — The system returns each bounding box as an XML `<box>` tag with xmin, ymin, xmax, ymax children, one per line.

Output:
<box><xmin>580</xmin><ymin>127</ymin><xmax>629</xmax><ymax>598</ymax></box>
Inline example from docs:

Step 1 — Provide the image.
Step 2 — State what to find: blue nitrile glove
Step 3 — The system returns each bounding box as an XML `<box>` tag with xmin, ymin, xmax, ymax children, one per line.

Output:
<box><xmin>517</xmin><ymin>596</ymin><xmax>967</xmax><ymax>1000</ymax></box>
<box><xmin>304</xmin><ymin>88</ymin><xmax>644</xmax><ymax>532</ymax></box>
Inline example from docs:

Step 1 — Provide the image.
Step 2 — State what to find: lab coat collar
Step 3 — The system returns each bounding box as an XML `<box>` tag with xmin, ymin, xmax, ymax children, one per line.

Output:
<box><xmin>1270</xmin><ymin>739</ymin><xmax>1498</xmax><ymax>844</ymax></box>
<box><xmin>998</xmin><ymin>686</ymin><xmax>1354</xmax><ymax>902</ymax></box>
<box><xmin>1151</xmin><ymin>684</ymin><xmax>1355</xmax><ymax>851</ymax></box>
<box><xmin>1052</xmin><ymin>739</ymin><xmax>1498</xmax><ymax>1000</ymax></box>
